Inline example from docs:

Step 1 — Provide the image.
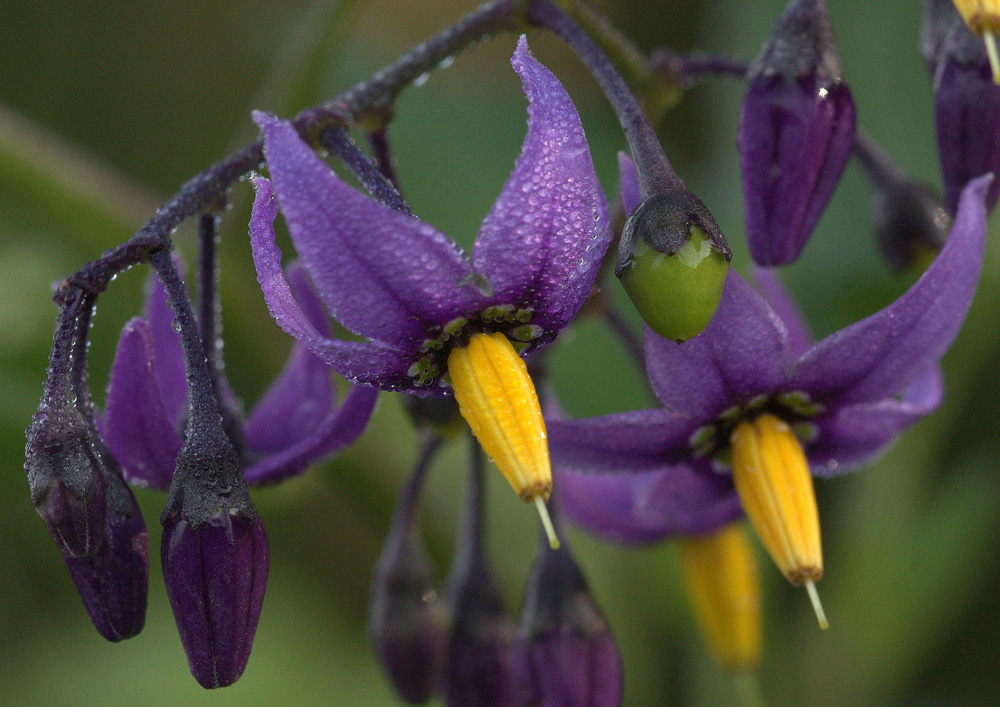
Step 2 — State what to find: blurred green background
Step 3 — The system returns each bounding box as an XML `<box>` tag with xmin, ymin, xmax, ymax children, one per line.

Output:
<box><xmin>1</xmin><ymin>1</ymin><xmax>998</xmax><ymax>705</ymax></box>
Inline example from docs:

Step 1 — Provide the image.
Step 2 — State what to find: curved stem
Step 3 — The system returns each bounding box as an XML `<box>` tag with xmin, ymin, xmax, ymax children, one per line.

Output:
<box><xmin>527</xmin><ymin>0</ymin><xmax>684</xmax><ymax>198</ymax></box>
<box><xmin>320</xmin><ymin>126</ymin><xmax>412</xmax><ymax>215</ymax></box>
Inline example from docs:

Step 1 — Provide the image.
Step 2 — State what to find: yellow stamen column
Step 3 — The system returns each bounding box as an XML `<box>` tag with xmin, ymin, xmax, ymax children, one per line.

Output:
<box><xmin>730</xmin><ymin>413</ymin><xmax>828</xmax><ymax>629</ymax></box>
<box><xmin>679</xmin><ymin>522</ymin><xmax>762</xmax><ymax>672</ymax></box>
<box><xmin>448</xmin><ymin>332</ymin><xmax>559</xmax><ymax>548</ymax></box>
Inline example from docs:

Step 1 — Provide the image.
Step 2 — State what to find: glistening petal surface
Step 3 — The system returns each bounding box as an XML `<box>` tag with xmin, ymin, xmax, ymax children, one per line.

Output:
<box><xmin>472</xmin><ymin>36</ymin><xmax>610</xmax><ymax>333</ymax></box>
<box><xmin>807</xmin><ymin>365</ymin><xmax>944</xmax><ymax>476</ymax></box>
<box><xmin>644</xmin><ymin>270</ymin><xmax>793</xmax><ymax>418</ymax></box>
<box><xmin>250</xmin><ymin>176</ymin><xmax>416</xmax><ymax>391</ymax></box>
<box><xmin>102</xmin><ymin>319</ymin><xmax>182</xmax><ymax>491</ymax></box>
<box><xmin>791</xmin><ymin>174</ymin><xmax>991</xmax><ymax>405</ymax></box>
<box><xmin>255</xmin><ymin>112</ymin><xmax>484</xmax><ymax>350</ymax></box>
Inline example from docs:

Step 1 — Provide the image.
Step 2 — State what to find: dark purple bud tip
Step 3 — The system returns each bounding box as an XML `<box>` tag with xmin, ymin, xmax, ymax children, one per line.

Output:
<box><xmin>740</xmin><ymin>0</ymin><xmax>856</xmax><ymax>267</ymax></box>
<box><xmin>64</xmin><ymin>479</ymin><xmax>149</xmax><ymax>641</ymax></box>
<box><xmin>513</xmin><ymin>546</ymin><xmax>623</xmax><ymax>707</ymax></box>
<box><xmin>872</xmin><ymin>179</ymin><xmax>950</xmax><ymax>274</ymax></box>
<box><xmin>443</xmin><ymin>555</ymin><xmax>516</xmax><ymax>707</ymax></box>
<box><xmin>368</xmin><ymin>532</ymin><xmax>448</xmax><ymax>704</ymax></box>
<box><xmin>25</xmin><ymin>407</ymin><xmax>108</xmax><ymax>558</ymax></box>
<box><xmin>162</xmin><ymin>510</ymin><xmax>269</xmax><ymax>689</ymax></box>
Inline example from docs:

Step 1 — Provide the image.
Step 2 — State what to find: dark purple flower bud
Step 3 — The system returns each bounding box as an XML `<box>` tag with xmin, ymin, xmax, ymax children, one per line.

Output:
<box><xmin>855</xmin><ymin>133</ymin><xmax>951</xmax><ymax>273</ymax></box>
<box><xmin>368</xmin><ymin>529</ymin><xmax>448</xmax><ymax>704</ymax></box>
<box><xmin>63</xmin><ymin>470</ymin><xmax>149</xmax><ymax>641</ymax></box>
<box><xmin>927</xmin><ymin>2</ymin><xmax>1000</xmax><ymax>214</ymax></box>
<box><xmin>443</xmin><ymin>552</ymin><xmax>516</xmax><ymax>707</ymax></box>
<box><xmin>25</xmin><ymin>405</ymin><xmax>107</xmax><ymax>558</ymax></box>
<box><xmin>739</xmin><ymin>0</ymin><xmax>857</xmax><ymax>266</ymax></box>
<box><xmin>512</xmin><ymin>544</ymin><xmax>622</xmax><ymax>707</ymax></box>
<box><xmin>161</xmin><ymin>428</ymin><xmax>269</xmax><ymax>689</ymax></box>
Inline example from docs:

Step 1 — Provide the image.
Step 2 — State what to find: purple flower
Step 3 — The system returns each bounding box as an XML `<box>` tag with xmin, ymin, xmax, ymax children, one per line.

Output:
<box><xmin>739</xmin><ymin>0</ymin><xmax>856</xmax><ymax>266</ymax></box>
<box><xmin>547</xmin><ymin>174</ymin><xmax>991</xmax><ymax>544</ymax></box>
<box><xmin>100</xmin><ymin>259</ymin><xmax>377</xmax><ymax>489</ymax></box>
<box><xmin>247</xmin><ymin>36</ymin><xmax>609</xmax><ymax>397</ymax></box>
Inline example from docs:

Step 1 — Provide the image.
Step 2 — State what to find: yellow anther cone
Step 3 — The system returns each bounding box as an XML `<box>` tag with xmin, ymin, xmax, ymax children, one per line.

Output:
<box><xmin>730</xmin><ymin>413</ymin><xmax>828</xmax><ymax>629</ymax></box>
<box><xmin>679</xmin><ymin>522</ymin><xmax>762</xmax><ymax>672</ymax></box>
<box><xmin>448</xmin><ymin>332</ymin><xmax>559</xmax><ymax>548</ymax></box>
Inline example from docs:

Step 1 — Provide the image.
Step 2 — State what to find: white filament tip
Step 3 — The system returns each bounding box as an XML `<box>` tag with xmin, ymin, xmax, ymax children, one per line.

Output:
<box><xmin>805</xmin><ymin>579</ymin><xmax>829</xmax><ymax>630</ymax></box>
<box><xmin>534</xmin><ymin>495</ymin><xmax>560</xmax><ymax>550</ymax></box>
<box><xmin>985</xmin><ymin>30</ymin><xmax>1000</xmax><ymax>85</ymax></box>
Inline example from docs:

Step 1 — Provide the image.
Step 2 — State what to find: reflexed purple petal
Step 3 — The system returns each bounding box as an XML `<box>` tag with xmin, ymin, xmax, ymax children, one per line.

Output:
<box><xmin>244</xmin><ymin>264</ymin><xmax>336</xmax><ymax>455</ymax></box>
<box><xmin>244</xmin><ymin>384</ymin><xmax>378</xmax><ymax>485</ymax></box>
<box><xmin>64</xmin><ymin>481</ymin><xmax>149</xmax><ymax>641</ymax></box>
<box><xmin>162</xmin><ymin>512</ymin><xmax>269</xmax><ymax>689</ymax></box>
<box><xmin>102</xmin><ymin>319</ymin><xmax>182</xmax><ymax>491</ymax></box>
<box><xmin>618</xmin><ymin>151</ymin><xmax>641</xmax><ymax>215</ymax></box>
<box><xmin>751</xmin><ymin>266</ymin><xmax>813</xmax><ymax>357</ymax></box>
<box><xmin>791</xmin><ymin>174</ymin><xmax>990</xmax><ymax>405</ymax></box>
<box><xmin>144</xmin><ymin>258</ymin><xmax>187</xmax><ymax>426</ymax></box>
<box><xmin>254</xmin><ymin>115</ymin><xmax>484</xmax><ymax>349</ymax></box>
<box><xmin>546</xmin><ymin>408</ymin><xmax>697</xmax><ymax>473</ymax></box>
<box><xmin>250</xmin><ymin>176</ymin><xmax>415</xmax><ymax>391</ymax></box>
<box><xmin>644</xmin><ymin>270</ymin><xmax>793</xmax><ymax>417</ymax></box>
<box><xmin>740</xmin><ymin>75</ymin><xmax>856</xmax><ymax>266</ymax></box>
<box><xmin>934</xmin><ymin>57</ymin><xmax>1000</xmax><ymax>214</ymax></box>
<box><xmin>807</xmin><ymin>365</ymin><xmax>944</xmax><ymax>477</ymax></box>
<box><xmin>557</xmin><ymin>464</ymin><xmax>742</xmax><ymax>543</ymax></box>
<box><xmin>473</xmin><ymin>36</ymin><xmax>610</xmax><ymax>333</ymax></box>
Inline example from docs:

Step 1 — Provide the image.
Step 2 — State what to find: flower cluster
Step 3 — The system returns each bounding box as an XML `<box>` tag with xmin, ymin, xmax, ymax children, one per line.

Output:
<box><xmin>22</xmin><ymin>0</ymin><xmax>996</xmax><ymax>703</ymax></box>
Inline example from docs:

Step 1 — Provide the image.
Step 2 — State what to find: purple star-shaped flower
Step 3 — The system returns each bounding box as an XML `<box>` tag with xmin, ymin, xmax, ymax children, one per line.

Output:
<box><xmin>248</xmin><ymin>36</ymin><xmax>609</xmax><ymax>396</ymax></box>
<box><xmin>101</xmin><ymin>259</ymin><xmax>377</xmax><ymax>490</ymax></box>
<box><xmin>547</xmin><ymin>168</ymin><xmax>991</xmax><ymax>544</ymax></box>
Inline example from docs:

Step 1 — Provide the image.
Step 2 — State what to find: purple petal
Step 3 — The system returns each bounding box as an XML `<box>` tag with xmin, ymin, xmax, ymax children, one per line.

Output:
<box><xmin>472</xmin><ymin>36</ymin><xmax>610</xmax><ymax>333</ymax></box>
<box><xmin>144</xmin><ymin>260</ymin><xmax>187</xmax><ymax>426</ymax></box>
<box><xmin>254</xmin><ymin>114</ymin><xmax>484</xmax><ymax>350</ymax></box>
<box><xmin>546</xmin><ymin>408</ymin><xmax>698</xmax><ymax>473</ymax></box>
<box><xmin>618</xmin><ymin>151</ymin><xmax>641</xmax><ymax>215</ymax></box>
<box><xmin>807</xmin><ymin>365</ymin><xmax>944</xmax><ymax>477</ymax></box>
<box><xmin>751</xmin><ymin>266</ymin><xmax>812</xmax><ymax>358</ymax></box>
<box><xmin>244</xmin><ymin>384</ymin><xmax>378</xmax><ymax>485</ymax></box>
<box><xmin>250</xmin><ymin>176</ymin><xmax>417</xmax><ymax>391</ymax></box>
<box><xmin>102</xmin><ymin>319</ymin><xmax>183</xmax><ymax>491</ymax></box>
<box><xmin>243</xmin><ymin>263</ymin><xmax>335</xmax><ymax>455</ymax></box>
<box><xmin>644</xmin><ymin>270</ymin><xmax>793</xmax><ymax>418</ymax></box>
<box><xmin>557</xmin><ymin>464</ymin><xmax>742</xmax><ymax>543</ymax></box>
<box><xmin>791</xmin><ymin>174</ymin><xmax>991</xmax><ymax>405</ymax></box>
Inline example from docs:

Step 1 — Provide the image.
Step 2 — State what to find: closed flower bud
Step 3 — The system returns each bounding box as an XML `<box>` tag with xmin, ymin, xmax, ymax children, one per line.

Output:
<box><xmin>512</xmin><ymin>543</ymin><xmax>623</xmax><ymax>707</ymax></box>
<box><xmin>64</xmin><ymin>470</ymin><xmax>149</xmax><ymax>642</ymax></box>
<box><xmin>161</xmin><ymin>431</ymin><xmax>269</xmax><ymax>689</ymax></box>
<box><xmin>162</xmin><ymin>509</ymin><xmax>269</xmax><ymax>689</ymax></box>
<box><xmin>368</xmin><ymin>529</ymin><xmax>448</xmax><ymax>704</ymax></box>
<box><xmin>25</xmin><ymin>406</ymin><xmax>107</xmax><ymax>558</ymax></box>
<box><xmin>443</xmin><ymin>547</ymin><xmax>515</xmax><ymax>706</ymax></box>
<box><xmin>616</xmin><ymin>193</ymin><xmax>730</xmax><ymax>343</ymax></box>
<box><xmin>927</xmin><ymin>1</ymin><xmax>1000</xmax><ymax>213</ymax></box>
<box><xmin>855</xmin><ymin>133</ymin><xmax>951</xmax><ymax>273</ymax></box>
<box><xmin>739</xmin><ymin>0</ymin><xmax>856</xmax><ymax>267</ymax></box>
